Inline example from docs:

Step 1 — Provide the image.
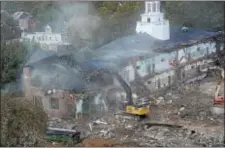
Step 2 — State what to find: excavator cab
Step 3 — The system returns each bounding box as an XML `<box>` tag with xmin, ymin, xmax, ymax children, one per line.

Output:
<box><xmin>125</xmin><ymin>104</ymin><xmax>150</xmax><ymax>117</ymax></box>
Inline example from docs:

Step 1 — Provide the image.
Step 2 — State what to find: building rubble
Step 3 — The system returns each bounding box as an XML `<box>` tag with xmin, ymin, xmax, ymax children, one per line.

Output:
<box><xmin>47</xmin><ymin>77</ymin><xmax>224</xmax><ymax>147</ymax></box>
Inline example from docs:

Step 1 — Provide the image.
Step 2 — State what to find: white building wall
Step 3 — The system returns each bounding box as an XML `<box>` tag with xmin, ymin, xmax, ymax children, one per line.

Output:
<box><xmin>136</xmin><ymin>60</ymin><xmax>148</xmax><ymax>77</ymax></box>
<box><xmin>145</xmin><ymin>70</ymin><xmax>175</xmax><ymax>91</ymax></box>
<box><xmin>116</xmin><ymin>39</ymin><xmax>217</xmax><ymax>91</ymax></box>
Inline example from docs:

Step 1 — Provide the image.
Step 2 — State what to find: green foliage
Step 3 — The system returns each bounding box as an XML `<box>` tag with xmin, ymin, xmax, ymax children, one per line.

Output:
<box><xmin>93</xmin><ymin>2</ymin><xmax>142</xmax><ymax>47</ymax></box>
<box><xmin>1</xmin><ymin>42</ymin><xmax>27</xmax><ymax>84</ymax></box>
<box><xmin>30</xmin><ymin>2</ymin><xmax>61</xmax><ymax>30</ymax></box>
<box><xmin>163</xmin><ymin>1</ymin><xmax>224</xmax><ymax>30</ymax></box>
<box><xmin>1</xmin><ymin>95</ymin><xmax>48</xmax><ymax>146</ymax></box>
<box><xmin>1</xmin><ymin>10</ymin><xmax>21</xmax><ymax>40</ymax></box>
<box><xmin>2</xmin><ymin>1</ymin><xmax>61</xmax><ymax>31</ymax></box>
<box><xmin>95</xmin><ymin>2</ymin><xmax>141</xmax><ymax>19</ymax></box>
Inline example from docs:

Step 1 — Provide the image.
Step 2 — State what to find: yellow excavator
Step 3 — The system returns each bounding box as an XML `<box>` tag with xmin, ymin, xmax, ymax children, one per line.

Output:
<box><xmin>91</xmin><ymin>68</ymin><xmax>150</xmax><ymax>117</ymax></box>
<box><xmin>112</xmin><ymin>71</ymin><xmax>150</xmax><ymax>117</ymax></box>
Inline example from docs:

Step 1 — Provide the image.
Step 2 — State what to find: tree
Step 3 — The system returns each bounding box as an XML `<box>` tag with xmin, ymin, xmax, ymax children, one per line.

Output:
<box><xmin>94</xmin><ymin>2</ymin><xmax>142</xmax><ymax>43</ymax></box>
<box><xmin>1</xmin><ymin>94</ymin><xmax>48</xmax><ymax>146</ymax></box>
<box><xmin>1</xmin><ymin>10</ymin><xmax>21</xmax><ymax>41</ymax></box>
<box><xmin>163</xmin><ymin>1</ymin><xmax>224</xmax><ymax>30</ymax></box>
<box><xmin>1</xmin><ymin>42</ymin><xmax>27</xmax><ymax>85</ymax></box>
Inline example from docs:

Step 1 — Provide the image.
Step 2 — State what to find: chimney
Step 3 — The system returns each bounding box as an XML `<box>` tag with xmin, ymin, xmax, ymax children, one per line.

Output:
<box><xmin>23</xmin><ymin>66</ymin><xmax>32</xmax><ymax>99</ymax></box>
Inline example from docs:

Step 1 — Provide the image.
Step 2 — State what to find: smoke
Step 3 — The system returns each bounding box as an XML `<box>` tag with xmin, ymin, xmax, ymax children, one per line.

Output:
<box><xmin>19</xmin><ymin>2</ymin><xmax>103</xmax><ymax>91</ymax></box>
<box><xmin>49</xmin><ymin>2</ymin><xmax>102</xmax><ymax>48</ymax></box>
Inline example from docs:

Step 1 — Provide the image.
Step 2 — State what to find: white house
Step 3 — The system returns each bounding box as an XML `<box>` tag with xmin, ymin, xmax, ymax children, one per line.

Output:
<box><xmin>21</xmin><ymin>25</ymin><xmax>69</xmax><ymax>51</ymax></box>
<box><xmin>95</xmin><ymin>1</ymin><xmax>223</xmax><ymax>92</ymax></box>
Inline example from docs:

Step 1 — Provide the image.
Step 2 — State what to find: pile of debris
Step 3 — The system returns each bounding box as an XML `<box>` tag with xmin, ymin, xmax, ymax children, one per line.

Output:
<box><xmin>74</xmin><ymin>112</ymin><xmax>224</xmax><ymax>147</ymax></box>
<box><xmin>45</xmin><ymin>76</ymin><xmax>224</xmax><ymax>147</ymax></box>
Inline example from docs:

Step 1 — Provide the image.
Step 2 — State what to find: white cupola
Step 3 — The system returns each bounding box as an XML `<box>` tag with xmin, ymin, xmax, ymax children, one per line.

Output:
<box><xmin>45</xmin><ymin>24</ymin><xmax>52</xmax><ymax>33</ymax></box>
<box><xmin>136</xmin><ymin>1</ymin><xmax>170</xmax><ymax>40</ymax></box>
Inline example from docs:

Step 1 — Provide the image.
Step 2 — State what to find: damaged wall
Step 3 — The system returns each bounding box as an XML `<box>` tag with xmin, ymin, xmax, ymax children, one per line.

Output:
<box><xmin>23</xmin><ymin>66</ymin><xmax>77</xmax><ymax>118</ymax></box>
<box><xmin>118</xmin><ymin>38</ymin><xmax>219</xmax><ymax>92</ymax></box>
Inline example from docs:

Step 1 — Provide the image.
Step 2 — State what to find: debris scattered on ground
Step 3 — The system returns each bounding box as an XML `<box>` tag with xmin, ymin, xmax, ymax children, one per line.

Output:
<box><xmin>46</xmin><ymin>77</ymin><xmax>224</xmax><ymax>147</ymax></box>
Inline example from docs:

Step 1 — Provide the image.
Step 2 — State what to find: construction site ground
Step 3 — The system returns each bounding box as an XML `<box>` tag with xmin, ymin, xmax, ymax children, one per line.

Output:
<box><xmin>48</xmin><ymin>76</ymin><xmax>224</xmax><ymax>147</ymax></box>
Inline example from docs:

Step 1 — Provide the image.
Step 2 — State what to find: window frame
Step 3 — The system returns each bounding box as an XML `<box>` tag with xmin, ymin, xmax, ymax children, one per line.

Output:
<box><xmin>50</xmin><ymin>97</ymin><xmax>59</xmax><ymax>109</ymax></box>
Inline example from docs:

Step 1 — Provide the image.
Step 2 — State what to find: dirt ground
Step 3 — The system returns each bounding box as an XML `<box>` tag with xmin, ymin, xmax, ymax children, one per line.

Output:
<box><xmin>48</xmin><ymin>76</ymin><xmax>224</xmax><ymax>147</ymax></box>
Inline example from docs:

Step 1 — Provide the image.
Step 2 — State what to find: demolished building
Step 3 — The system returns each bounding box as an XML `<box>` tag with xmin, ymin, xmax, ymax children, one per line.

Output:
<box><xmin>23</xmin><ymin>48</ymin><xmax>119</xmax><ymax>119</ymax></box>
<box><xmin>22</xmin><ymin>1</ymin><xmax>224</xmax><ymax>119</ymax></box>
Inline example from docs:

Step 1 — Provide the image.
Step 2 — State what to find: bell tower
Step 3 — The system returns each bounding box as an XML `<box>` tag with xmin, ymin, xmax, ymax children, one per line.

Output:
<box><xmin>136</xmin><ymin>1</ymin><xmax>170</xmax><ymax>40</ymax></box>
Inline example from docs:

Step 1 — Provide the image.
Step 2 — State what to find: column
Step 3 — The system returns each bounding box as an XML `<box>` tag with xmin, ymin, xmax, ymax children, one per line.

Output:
<box><xmin>156</xmin><ymin>1</ymin><xmax>160</xmax><ymax>12</ymax></box>
<box><xmin>145</xmin><ymin>2</ymin><xmax>148</xmax><ymax>13</ymax></box>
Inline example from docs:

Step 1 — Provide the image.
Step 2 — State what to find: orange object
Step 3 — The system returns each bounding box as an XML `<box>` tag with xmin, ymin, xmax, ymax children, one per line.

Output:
<box><xmin>214</xmin><ymin>96</ymin><xmax>225</xmax><ymax>104</ymax></box>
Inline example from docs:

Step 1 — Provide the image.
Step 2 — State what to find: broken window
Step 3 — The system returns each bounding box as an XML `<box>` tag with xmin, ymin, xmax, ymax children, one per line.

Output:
<box><xmin>33</xmin><ymin>96</ymin><xmax>43</xmax><ymax>108</ymax></box>
<box><xmin>67</xmin><ymin>104</ymin><xmax>75</xmax><ymax>117</ymax></box>
<box><xmin>50</xmin><ymin>97</ymin><xmax>59</xmax><ymax>109</ymax></box>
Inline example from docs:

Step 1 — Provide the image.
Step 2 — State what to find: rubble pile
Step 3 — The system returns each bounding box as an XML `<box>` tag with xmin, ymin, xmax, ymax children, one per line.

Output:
<box><xmin>48</xmin><ymin>118</ymin><xmax>76</xmax><ymax>129</ymax></box>
<box><xmin>75</xmin><ymin>113</ymin><xmax>224</xmax><ymax>147</ymax></box>
<box><xmin>46</xmin><ymin>77</ymin><xmax>224</xmax><ymax>147</ymax></box>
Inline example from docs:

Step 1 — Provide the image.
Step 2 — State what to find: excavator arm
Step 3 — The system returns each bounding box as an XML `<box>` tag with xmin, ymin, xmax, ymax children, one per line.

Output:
<box><xmin>87</xmin><ymin>68</ymin><xmax>149</xmax><ymax>117</ymax></box>
<box><xmin>88</xmin><ymin>68</ymin><xmax>134</xmax><ymax>105</ymax></box>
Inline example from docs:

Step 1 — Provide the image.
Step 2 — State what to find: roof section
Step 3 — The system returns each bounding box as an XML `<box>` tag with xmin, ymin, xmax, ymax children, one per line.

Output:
<box><xmin>78</xmin><ymin>59</ymin><xmax>117</xmax><ymax>71</ymax></box>
<box><xmin>95</xmin><ymin>26</ymin><xmax>219</xmax><ymax>61</ymax></box>
<box><xmin>30</xmin><ymin>63</ymin><xmax>90</xmax><ymax>92</ymax></box>
<box><xmin>12</xmin><ymin>11</ymin><xmax>32</xmax><ymax>20</ymax></box>
<box><xmin>25</xmin><ymin>49</ymin><xmax>108</xmax><ymax>92</ymax></box>
<box><xmin>25</xmin><ymin>48</ymin><xmax>57</xmax><ymax>66</ymax></box>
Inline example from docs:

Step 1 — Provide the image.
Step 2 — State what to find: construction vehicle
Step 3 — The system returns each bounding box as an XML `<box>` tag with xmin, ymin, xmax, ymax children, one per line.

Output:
<box><xmin>208</xmin><ymin>41</ymin><xmax>225</xmax><ymax>115</ymax></box>
<box><xmin>209</xmin><ymin>64</ymin><xmax>224</xmax><ymax>115</ymax></box>
<box><xmin>214</xmin><ymin>67</ymin><xmax>224</xmax><ymax>104</ymax></box>
<box><xmin>88</xmin><ymin>68</ymin><xmax>150</xmax><ymax>118</ymax></box>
